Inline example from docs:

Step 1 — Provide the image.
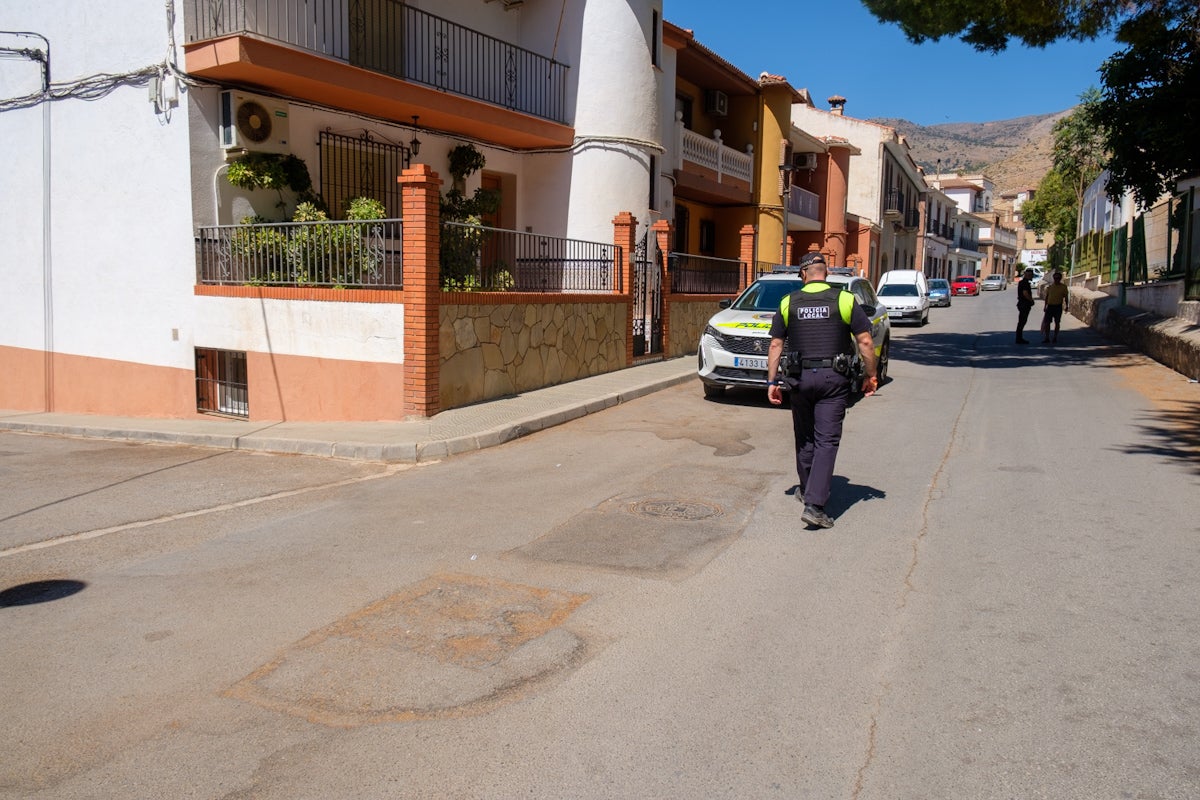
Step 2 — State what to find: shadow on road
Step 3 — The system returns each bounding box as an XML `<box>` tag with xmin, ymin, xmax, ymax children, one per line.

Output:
<box><xmin>1121</xmin><ymin>398</ymin><xmax>1200</xmax><ymax>476</ymax></box>
<box><xmin>890</xmin><ymin>327</ymin><xmax>1130</xmax><ymax>371</ymax></box>
<box><xmin>0</xmin><ymin>579</ymin><xmax>87</xmax><ymax>607</ymax></box>
<box><xmin>826</xmin><ymin>476</ymin><xmax>886</xmax><ymax>517</ymax></box>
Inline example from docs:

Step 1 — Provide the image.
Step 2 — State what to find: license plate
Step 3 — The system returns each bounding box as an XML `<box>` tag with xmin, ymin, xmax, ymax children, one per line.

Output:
<box><xmin>734</xmin><ymin>356</ymin><xmax>767</xmax><ymax>370</ymax></box>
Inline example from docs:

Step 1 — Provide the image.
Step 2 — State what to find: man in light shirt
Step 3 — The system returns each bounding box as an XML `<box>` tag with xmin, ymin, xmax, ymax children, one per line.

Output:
<box><xmin>1041</xmin><ymin>271</ymin><xmax>1069</xmax><ymax>344</ymax></box>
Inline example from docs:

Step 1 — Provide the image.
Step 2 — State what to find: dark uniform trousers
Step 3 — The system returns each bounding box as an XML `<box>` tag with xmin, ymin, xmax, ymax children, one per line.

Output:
<box><xmin>787</xmin><ymin>366</ymin><xmax>850</xmax><ymax>508</ymax></box>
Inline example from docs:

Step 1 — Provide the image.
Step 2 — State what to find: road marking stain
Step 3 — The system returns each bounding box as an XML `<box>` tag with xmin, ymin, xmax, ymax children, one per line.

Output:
<box><xmin>0</xmin><ymin>465</ymin><xmax>409</xmax><ymax>558</ymax></box>
<box><xmin>224</xmin><ymin>573</ymin><xmax>590</xmax><ymax>727</ymax></box>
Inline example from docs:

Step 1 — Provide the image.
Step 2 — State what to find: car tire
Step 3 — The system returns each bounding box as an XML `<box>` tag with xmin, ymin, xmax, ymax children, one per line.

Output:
<box><xmin>877</xmin><ymin>339</ymin><xmax>890</xmax><ymax>383</ymax></box>
<box><xmin>702</xmin><ymin>383</ymin><xmax>725</xmax><ymax>399</ymax></box>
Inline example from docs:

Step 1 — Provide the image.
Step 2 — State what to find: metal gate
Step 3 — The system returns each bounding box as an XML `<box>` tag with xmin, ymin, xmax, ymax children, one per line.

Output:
<box><xmin>632</xmin><ymin>230</ymin><xmax>663</xmax><ymax>357</ymax></box>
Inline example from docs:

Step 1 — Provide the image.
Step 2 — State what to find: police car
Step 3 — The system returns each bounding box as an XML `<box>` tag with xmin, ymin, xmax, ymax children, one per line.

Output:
<box><xmin>697</xmin><ymin>268</ymin><xmax>891</xmax><ymax>397</ymax></box>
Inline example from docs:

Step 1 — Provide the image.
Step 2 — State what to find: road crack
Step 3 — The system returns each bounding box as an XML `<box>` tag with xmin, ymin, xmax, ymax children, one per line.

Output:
<box><xmin>850</xmin><ymin>361</ymin><xmax>978</xmax><ymax>799</ymax></box>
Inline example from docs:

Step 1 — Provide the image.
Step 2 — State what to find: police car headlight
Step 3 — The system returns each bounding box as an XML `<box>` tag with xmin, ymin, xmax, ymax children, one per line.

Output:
<box><xmin>703</xmin><ymin>324</ymin><xmax>725</xmax><ymax>344</ymax></box>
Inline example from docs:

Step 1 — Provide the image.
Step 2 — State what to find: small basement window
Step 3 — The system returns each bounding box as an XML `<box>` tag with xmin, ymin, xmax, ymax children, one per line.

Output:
<box><xmin>195</xmin><ymin>348</ymin><xmax>248</xmax><ymax>418</ymax></box>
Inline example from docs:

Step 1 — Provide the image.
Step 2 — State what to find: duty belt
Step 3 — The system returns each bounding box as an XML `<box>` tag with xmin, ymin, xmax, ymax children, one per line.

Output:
<box><xmin>800</xmin><ymin>358</ymin><xmax>835</xmax><ymax>369</ymax></box>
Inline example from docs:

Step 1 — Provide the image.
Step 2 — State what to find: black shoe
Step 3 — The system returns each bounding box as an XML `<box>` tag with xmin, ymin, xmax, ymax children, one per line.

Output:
<box><xmin>1016</xmin><ymin>338</ymin><xmax>1029</xmax><ymax>344</ymax></box>
<box><xmin>802</xmin><ymin>504</ymin><xmax>835</xmax><ymax>529</ymax></box>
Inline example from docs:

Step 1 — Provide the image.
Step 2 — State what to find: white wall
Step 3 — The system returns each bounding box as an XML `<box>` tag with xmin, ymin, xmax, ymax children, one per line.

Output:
<box><xmin>561</xmin><ymin>0</ymin><xmax>661</xmax><ymax>243</ymax></box>
<box><xmin>196</xmin><ymin>297</ymin><xmax>404</xmax><ymax>361</ymax></box>
<box><xmin>792</xmin><ymin>105</ymin><xmax>884</xmax><ymax>224</ymax></box>
<box><xmin>0</xmin><ymin>0</ymin><xmax>197</xmax><ymax>369</ymax></box>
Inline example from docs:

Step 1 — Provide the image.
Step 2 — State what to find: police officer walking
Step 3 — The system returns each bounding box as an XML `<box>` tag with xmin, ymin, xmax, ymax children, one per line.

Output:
<box><xmin>765</xmin><ymin>252</ymin><xmax>878</xmax><ymax>529</ymax></box>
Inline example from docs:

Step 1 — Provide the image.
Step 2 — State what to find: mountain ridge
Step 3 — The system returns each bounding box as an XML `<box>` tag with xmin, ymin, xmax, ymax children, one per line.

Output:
<box><xmin>868</xmin><ymin>110</ymin><xmax>1072</xmax><ymax>195</ymax></box>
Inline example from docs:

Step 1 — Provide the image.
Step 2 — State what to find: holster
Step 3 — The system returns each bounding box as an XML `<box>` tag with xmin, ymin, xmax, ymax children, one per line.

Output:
<box><xmin>783</xmin><ymin>351</ymin><xmax>802</xmax><ymax>376</ymax></box>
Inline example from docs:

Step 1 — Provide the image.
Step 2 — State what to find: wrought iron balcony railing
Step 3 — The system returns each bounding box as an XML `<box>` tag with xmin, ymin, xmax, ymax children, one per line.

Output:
<box><xmin>668</xmin><ymin>253</ymin><xmax>744</xmax><ymax>294</ymax></box>
<box><xmin>187</xmin><ymin>0</ymin><xmax>568</xmax><ymax>124</ymax></box>
<box><xmin>196</xmin><ymin>219</ymin><xmax>403</xmax><ymax>288</ymax></box>
<box><xmin>441</xmin><ymin>222</ymin><xmax>619</xmax><ymax>293</ymax></box>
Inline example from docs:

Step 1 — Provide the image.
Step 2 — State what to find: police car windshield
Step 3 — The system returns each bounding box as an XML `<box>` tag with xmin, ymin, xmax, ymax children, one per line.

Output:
<box><xmin>732</xmin><ymin>279</ymin><xmax>805</xmax><ymax>311</ymax></box>
<box><xmin>878</xmin><ymin>284</ymin><xmax>919</xmax><ymax>296</ymax></box>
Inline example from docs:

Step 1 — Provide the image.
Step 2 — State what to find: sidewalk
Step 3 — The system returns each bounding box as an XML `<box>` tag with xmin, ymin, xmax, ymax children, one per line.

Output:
<box><xmin>0</xmin><ymin>358</ymin><xmax>697</xmax><ymax>463</ymax></box>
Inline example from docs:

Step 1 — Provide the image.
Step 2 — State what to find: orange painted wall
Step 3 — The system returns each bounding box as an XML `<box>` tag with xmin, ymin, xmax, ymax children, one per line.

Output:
<box><xmin>1</xmin><ymin>345</ymin><xmax>196</xmax><ymax>417</ymax></box>
<box><xmin>246</xmin><ymin>351</ymin><xmax>407</xmax><ymax>421</ymax></box>
<box><xmin>0</xmin><ymin>344</ymin><xmax>408</xmax><ymax>422</ymax></box>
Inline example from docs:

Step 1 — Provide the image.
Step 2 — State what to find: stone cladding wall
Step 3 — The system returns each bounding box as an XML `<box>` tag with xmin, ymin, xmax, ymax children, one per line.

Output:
<box><xmin>440</xmin><ymin>300</ymin><xmax>627</xmax><ymax>408</ymax></box>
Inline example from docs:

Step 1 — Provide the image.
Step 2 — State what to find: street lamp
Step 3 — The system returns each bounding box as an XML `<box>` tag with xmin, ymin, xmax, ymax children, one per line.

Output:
<box><xmin>409</xmin><ymin>115</ymin><xmax>421</xmax><ymax>157</ymax></box>
<box><xmin>779</xmin><ymin>163</ymin><xmax>797</xmax><ymax>265</ymax></box>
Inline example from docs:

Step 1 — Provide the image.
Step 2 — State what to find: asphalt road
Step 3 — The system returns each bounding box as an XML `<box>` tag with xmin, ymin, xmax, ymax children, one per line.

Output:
<box><xmin>2</xmin><ymin>289</ymin><xmax>1198</xmax><ymax>799</ymax></box>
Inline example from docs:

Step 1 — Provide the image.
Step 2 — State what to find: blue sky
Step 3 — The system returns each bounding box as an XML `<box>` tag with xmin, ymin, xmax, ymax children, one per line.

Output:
<box><xmin>667</xmin><ymin>1</ymin><xmax>1119</xmax><ymax>125</ymax></box>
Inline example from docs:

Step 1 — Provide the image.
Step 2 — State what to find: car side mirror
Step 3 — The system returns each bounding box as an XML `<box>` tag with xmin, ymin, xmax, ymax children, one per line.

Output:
<box><xmin>718</xmin><ymin>299</ymin><xmax>732</xmax><ymax>309</ymax></box>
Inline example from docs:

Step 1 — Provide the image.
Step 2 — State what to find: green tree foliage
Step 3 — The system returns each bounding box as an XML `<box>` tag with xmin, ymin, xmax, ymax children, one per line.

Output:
<box><xmin>1095</xmin><ymin>7</ymin><xmax>1200</xmax><ymax>207</ymax></box>
<box><xmin>860</xmin><ymin>0</ymin><xmax>1137</xmax><ymax>51</ymax></box>
<box><xmin>860</xmin><ymin>1</ymin><xmax>1199</xmax><ymax>209</ymax></box>
<box><xmin>1020</xmin><ymin>168</ymin><xmax>1077</xmax><ymax>245</ymax></box>
<box><xmin>1050</xmin><ymin>88</ymin><xmax>1105</xmax><ymax>209</ymax></box>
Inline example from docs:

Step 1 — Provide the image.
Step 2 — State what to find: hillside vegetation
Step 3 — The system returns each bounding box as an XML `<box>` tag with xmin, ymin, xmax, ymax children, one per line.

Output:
<box><xmin>870</xmin><ymin>111</ymin><xmax>1071</xmax><ymax>195</ymax></box>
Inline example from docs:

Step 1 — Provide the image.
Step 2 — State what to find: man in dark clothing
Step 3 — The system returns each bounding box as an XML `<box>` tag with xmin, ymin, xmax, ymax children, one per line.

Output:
<box><xmin>1015</xmin><ymin>268</ymin><xmax>1035</xmax><ymax>343</ymax></box>
<box><xmin>765</xmin><ymin>253</ymin><xmax>878</xmax><ymax>529</ymax></box>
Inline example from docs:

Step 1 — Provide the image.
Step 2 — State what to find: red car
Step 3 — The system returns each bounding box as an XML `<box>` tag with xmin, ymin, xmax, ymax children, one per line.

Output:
<box><xmin>952</xmin><ymin>275</ymin><xmax>979</xmax><ymax>296</ymax></box>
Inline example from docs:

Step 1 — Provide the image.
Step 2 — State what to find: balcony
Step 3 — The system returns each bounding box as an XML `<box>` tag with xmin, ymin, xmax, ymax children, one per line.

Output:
<box><xmin>674</xmin><ymin>124</ymin><xmax>754</xmax><ymax>204</ymax></box>
<box><xmin>786</xmin><ymin>185</ymin><xmax>820</xmax><ymax>230</ymax></box>
<box><xmin>956</xmin><ymin>236</ymin><xmax>981</xmax><ymax>254</ymax></box>
<box><xmin>196</xmin><ymin>218</ymin><xmax>403</xmax><ymax>288</ymax></box>
<box><xmin>884</xmin><ymin>188</ymin><xmax>904</xmax><ymax>217</ymax></box>
<box><xmin>184</xmin><ymin>0</ymin><xmax>572</xmax><ymax>149</ymax></box>
<box><xmin>979</xmin><ymin>226</ymin><xmax>1019</xmax><ymax>249</ymax></box>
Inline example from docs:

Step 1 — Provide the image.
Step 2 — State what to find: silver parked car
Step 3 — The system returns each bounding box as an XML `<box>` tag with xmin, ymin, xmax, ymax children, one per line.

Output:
<box><xmin>928</xmin><ymin>278</ymin><xmax>952</xmax><ymax>307</ymax></box>
<box><xmin>981</xmin><ymin>274</ymin><xmax>1008</xmax><ymax>291</ymax></box>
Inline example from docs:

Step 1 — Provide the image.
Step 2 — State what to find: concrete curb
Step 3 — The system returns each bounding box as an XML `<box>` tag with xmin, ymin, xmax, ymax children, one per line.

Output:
<box><xmin>0</xmin><ymin>363</ymin><xmax>699</xmax><ymax>463</ymax></box>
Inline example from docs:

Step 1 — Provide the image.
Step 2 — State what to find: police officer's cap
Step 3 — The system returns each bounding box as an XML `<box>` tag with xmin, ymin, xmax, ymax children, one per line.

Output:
<box><xmin>798</xmin><ymin>252</ymin><xmax>827</xmax><ymax>269</ymax></box>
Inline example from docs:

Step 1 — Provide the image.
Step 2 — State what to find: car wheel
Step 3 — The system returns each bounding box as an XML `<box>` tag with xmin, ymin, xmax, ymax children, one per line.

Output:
<box><xmin>702</xmin><ymin>383</ymin><xmax>725</xmax><ymax>399</ymax></box>
<box><xmin>877</xmin><ymin>339</ymin><xmax>890</xmax><ymax>383</ymax></box>
<box><xmin>920</xmin><ymin>308</ymin><xmax>929</xmax><ymax>325</ymax></box>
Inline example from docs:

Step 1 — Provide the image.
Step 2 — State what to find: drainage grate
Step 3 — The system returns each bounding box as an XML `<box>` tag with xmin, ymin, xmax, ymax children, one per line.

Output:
<box><xmin>628</xmin><ymin>499</ymin><xmax>723</xmax><ymax>521</ymax></box>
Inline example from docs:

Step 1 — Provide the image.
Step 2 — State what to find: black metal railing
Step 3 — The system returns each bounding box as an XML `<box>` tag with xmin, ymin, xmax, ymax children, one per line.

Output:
<box><xmin>905</xmin><ymin>209</ymin><xmax>920</xmax><ymax>229</ymax></box>
<box><xmin>956</xmin><ymin>236</ymin><xmax>980</xmax><ymax>253</ymax></box>
<box><xmin>196</xmin><ymin>219</ymin><xmax>403</xmax><ymax>287</ymax></box>
<box><xmin>441</xmin><ymin>222</ymin><xmax>618</xmax><ymax>293</ymax></box>
<box><xmin>195</xmin><ymin>348</ymin><xmax>248</xmax><ymax>418</ymax></box>
<box><xmin>187</xmin><ymin>0</ymin><xmax>568</xmax><ymax>124</ymax></box>
<box><xmin>669</xmin><ymin>253</ymin><xmax>744</xmax><ymax>294</ymax></box>
<box><xmin>884</xmin><ymin>188</ymin><xmax>904</xmax><ymax>215</ymax></box>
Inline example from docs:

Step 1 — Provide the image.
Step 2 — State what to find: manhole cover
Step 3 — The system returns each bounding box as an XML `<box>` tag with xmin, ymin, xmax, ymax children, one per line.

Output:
<box><xmin>628</xmin><ymin>499</ymin><xmax>722</xmax><ymax>521</ymax></box>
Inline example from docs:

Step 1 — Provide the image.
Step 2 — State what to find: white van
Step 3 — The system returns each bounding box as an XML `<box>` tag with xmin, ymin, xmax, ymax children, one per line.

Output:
<box><xmin>876</xmin><ymin>269</ymin><xmax>931</xmax><ymax>325</ymax></box>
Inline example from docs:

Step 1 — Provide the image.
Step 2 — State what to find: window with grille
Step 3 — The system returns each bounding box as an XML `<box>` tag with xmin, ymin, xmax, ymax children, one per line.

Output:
<box><xmin>319</xmin><ymin>131</ymin><xmax>408</xmax><ymax>220</ymax></box>
<box><xmin>195</xmin><ymin>348</ymin><xmax>248</xmax><ymax>418</ymax></box>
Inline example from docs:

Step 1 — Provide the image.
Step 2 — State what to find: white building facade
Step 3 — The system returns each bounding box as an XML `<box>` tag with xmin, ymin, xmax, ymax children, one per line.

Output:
<box><xmin>1</xmin><ymin>0</ymin><xmax>665</xmax><ymax>421</ymax></box>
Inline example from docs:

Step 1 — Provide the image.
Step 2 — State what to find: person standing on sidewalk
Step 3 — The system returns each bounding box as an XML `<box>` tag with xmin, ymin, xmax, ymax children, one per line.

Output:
<box><xmin>1041</xmin><ymin>271</ymin><xmax>1069</xmax><ymax>343</ymax></box>
<box><xmin>1015</xmin><ymin>268</ymin><xmax>1035</xmax><ymax>344</ymax></box>
<box><xmin>765</xmin><ymin>252</ymin><xmax>878</xmax><ymax>530</ymax></box>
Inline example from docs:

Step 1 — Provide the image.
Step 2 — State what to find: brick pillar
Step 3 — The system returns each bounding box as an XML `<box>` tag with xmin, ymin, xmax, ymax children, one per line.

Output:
<box><xmin>613</xmin><ymin>211</ymin><xmax>637</xmax><ymax>365</ymax></box>
<box><xmin>400</xmin><ymin>164</ymin><xmax>443</xmax><ymax>418</ymax></box>
<box><xmin>739</xmin><ymin>224</ymin><xmax>757</xmax><ymax>288</ymax></box>
<box><xmin>653</xmin><ymin>219</ymin><xmax>673</xmax><ymax>355</ymax></box>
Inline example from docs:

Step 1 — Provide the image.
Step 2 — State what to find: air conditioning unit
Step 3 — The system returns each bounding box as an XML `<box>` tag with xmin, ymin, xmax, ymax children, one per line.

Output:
<box><xmin>220</xmin><ymin>90</ymin><xmax>290</xmax><ymax>153</ymax></box>
<box><xmin>704</xmin><ymin>89</ymin><xmax>728</xmax><ymax>117</ymax></box>
<box><xmin>793</xmin><ymin>152</ymin><xmax>818</xmax><ymax>171</ymax></box>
